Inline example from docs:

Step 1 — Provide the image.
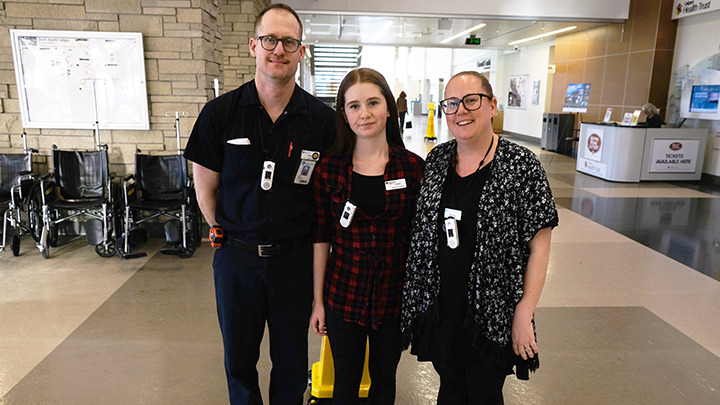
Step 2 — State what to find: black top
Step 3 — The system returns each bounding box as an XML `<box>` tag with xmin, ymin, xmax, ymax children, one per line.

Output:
<box><xmin>641</xmin><ymin>114</ymin><xmax>662</xmax><ymax>128</ymax></box>
<box><xmin>351</xmin><ymin>172</ymin><xmax>385</xmax><ymax>217</ymax></box>
<box><xmin>431</xmin><ymin>163</ymin><xmax>492</xmax><ymax>365</ymax></box>
<box><xmin>184</xmin><ymin>80</ymin><xmax>336</xmax><ymax>242</ymax></box>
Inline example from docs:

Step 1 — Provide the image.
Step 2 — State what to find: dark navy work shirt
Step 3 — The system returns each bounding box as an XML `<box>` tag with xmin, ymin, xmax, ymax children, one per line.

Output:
<box><xmin>184</xmin><ymin>80</ymin><xmax>336</xmax><ymax>243</ymax></box>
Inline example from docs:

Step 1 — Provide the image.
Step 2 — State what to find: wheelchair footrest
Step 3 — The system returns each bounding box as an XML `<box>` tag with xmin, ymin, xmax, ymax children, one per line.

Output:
<box><xmin>160</xmin><ymin>246</ymin><xmax>184</xmax><ymax>255</ymax></box>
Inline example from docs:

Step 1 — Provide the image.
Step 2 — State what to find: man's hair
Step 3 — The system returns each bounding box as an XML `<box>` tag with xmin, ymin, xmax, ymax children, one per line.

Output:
<box><xmin>254</xmin><ymin>3</ymin><xmax>303</xmax><ymax>39</ymax></box>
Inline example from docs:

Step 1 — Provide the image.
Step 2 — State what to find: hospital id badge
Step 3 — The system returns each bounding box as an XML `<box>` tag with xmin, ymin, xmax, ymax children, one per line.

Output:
<box><xmin>293</xmin><ymin>150</ymin><xmax>320</xmax><ymax>185</ymax></box>
<box><xmin>293</xmin><ymin>160</ymin><xmax>316</xmax><ymax>185</ymax></box>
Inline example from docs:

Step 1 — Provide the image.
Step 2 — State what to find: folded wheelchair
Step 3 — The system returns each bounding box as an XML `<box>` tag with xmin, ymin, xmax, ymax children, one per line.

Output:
<box><xmin>0</xmin><ymin>133</ymin><xmax>37</xmax><ymax>256</ymax></box>
<box><xmin>118</xmin><ymin>149</ymin><xmax>201</xmax><ymax>259</ymax></box>
<box><xmin>32</xmin><ymin>144</ymin><xmax>117</xmax><ymax>259</ymax></box>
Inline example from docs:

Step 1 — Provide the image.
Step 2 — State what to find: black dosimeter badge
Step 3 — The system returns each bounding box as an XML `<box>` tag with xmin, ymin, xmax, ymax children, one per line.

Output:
<box><xmin>261</xmin><ymin>161</ymin><xmax>275</xmax><ymax>191</ymax></box>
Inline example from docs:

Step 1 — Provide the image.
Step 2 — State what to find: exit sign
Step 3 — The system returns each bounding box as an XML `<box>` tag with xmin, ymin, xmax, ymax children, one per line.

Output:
<box><xmin>465</xmin><ymin>37</ymin><xmax>481</xmax><ymax>45</ymax></box>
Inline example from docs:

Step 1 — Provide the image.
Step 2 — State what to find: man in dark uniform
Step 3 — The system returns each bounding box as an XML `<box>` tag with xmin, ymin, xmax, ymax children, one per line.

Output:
<box><xmin>184</xmin><ymin>4</ymin><xmax>335</xmax><ymax>404</ymax></box>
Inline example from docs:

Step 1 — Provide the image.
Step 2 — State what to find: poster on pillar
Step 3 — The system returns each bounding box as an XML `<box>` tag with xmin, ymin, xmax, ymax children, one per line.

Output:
<box><xmin>507</xmin><ymin>75</ymin><xmax>528</xmax><ymax>109</ymax></box>
<box><xmin>9</xmin><ymin>30</ymin><xmax>149</xmax><ymax>130</ymax></box>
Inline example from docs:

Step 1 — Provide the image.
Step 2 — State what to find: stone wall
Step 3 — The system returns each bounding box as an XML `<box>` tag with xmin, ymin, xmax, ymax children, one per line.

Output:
<box><xmin>0</xmin><ymin>0</ymin><xmax>264</xmax><ymax>175</ymax></box>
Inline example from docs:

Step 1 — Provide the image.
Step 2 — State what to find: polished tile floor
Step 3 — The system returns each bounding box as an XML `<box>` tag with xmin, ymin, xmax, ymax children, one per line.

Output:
<box><xmin>1</xmin><ymin>114</ymin><xmax>720</xmax><ymax>404</ymax></box>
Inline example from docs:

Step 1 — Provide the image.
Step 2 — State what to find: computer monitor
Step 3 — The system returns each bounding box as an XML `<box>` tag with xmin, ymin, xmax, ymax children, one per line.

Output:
<box><xmin>563</xmin><ymin>83</ymin><xmax>592</xmax><ymax>113</ymax></box>
<box><xmin>689</xmin><ymin>85</ymin><xmax>720</xmax><ymax>113</ymax></box>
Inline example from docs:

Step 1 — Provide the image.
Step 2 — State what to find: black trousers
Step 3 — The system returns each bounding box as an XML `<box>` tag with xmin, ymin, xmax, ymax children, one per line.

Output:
<box><xmin>325</xmin><ymin>305</ymin><xmax>402</xmax><ymax>405</ymax></box>
<box><xmin>213</xmin><ymin>243</ymin><xmax>313</xmax><ymax>405</ymax></box>
<box><xmin>432</xmin><ymin>358</ymin><xmax>506</xmax><ymax>405</ymax></box>
<box><xmin>398</xmin><ymin>112</ymin><xmax>407</xmax><ymax>132</ymax></box>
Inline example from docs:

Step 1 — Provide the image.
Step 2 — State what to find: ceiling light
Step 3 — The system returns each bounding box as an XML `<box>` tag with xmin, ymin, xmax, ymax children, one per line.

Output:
<box><xmin>508</xmin><ymin>26</ymin><xmax>577</xmax><ymax>46</ymax></box>
<box><xmin>371</xmin><ymin>20</ymin><xmax>393</xmax><ymax>42</ymax></box>
<box><xmin>441</xmin><ymin>23</ymin><xmax>486</xmax><ymax>44</ymax></box>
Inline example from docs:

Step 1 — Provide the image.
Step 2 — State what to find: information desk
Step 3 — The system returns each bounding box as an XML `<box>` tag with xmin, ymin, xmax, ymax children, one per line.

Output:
<box><xmin>576</xmin><ymin>123</ymin><xmax>707</xmax><ymax>182</ymax></box>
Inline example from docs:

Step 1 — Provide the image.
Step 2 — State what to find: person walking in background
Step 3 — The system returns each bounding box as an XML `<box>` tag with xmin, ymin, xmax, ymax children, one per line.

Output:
<box><xmin>396</xmin><ymin>91</ymin><xmax>408</xmax><ymax>133</ymax></box>
<box><xmin>310</xmin><ymin>68</ymin><xmax>424</xmax><ymax>405</ymax></box>
<box><xmin>401</xmin><ymin>71</ymin><xmax>558</xmax><ymax>404</ymax></box>
<box><xmin>184</xmin><ymin>3</ymin><xmax>335</xmax><ymax>404</ymax></box>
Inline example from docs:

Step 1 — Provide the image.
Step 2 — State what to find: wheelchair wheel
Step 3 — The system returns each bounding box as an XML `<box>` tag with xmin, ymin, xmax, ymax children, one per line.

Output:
<box><xmin>11</xmin><ymin>234</ymin><xmax>20</xmax><ymax>256</ymax></box>
<box><xmin>116</xmin><ymin>235</ymin><xmax>127</xmax><ymax>258</ymax></box>
<box><xmin>95</xmin><ymin>237</ymin><xmax>116</xmax><ymax>258</ymax></box>
<box><xmin>27</xmin><ymin>191</ymin><xmax>42</xmax><ymax>243</ymax></box>
<box><xmin>176</xmin><ymin>240</ymin><xmax>196</xmax><ymax>258</ymax></box>
<box><xmin>47</xmin><ymin>221</ymin><xmax>59</xmax><ymax>248</ymax></box>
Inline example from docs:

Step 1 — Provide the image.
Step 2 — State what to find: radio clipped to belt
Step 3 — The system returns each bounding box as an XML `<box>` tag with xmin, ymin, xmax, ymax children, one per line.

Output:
<box><xmin>210</xmin><ymin>225</ymin><xmax>225</xmax><ymax>249</ymax></box>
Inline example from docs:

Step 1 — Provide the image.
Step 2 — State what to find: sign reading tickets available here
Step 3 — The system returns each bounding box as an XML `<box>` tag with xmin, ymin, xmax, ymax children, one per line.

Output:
<box><xmin>650</xmin><ymin>139</ymin><xmax>700</xmax><ymax>172</ymax></box>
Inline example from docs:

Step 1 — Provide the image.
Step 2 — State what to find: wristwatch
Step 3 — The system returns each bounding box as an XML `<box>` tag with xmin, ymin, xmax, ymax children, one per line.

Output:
<box><xmin>209</xmin><ymin>225</ymin><xmax>224</xmax><ymax>249</ymax></box>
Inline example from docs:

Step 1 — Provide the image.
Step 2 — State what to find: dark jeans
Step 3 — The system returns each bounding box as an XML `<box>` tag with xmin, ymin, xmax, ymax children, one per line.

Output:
<box><xmin>399</xmin><ymin>112</ymin><xmax>406</xmax><ymax>132</ymax></box>
<box><xmin>325</xmin><ymin>305</ymin><xmax>402</xmax><ymax>405</ymax></box>
<box><xmin>213</xmin><ymin>243</ymin><xmax>313</xmax><ymax>405</ymax></box>
<box><xmin>432</xmin><ymin>358</ymin><xmax>506</xmax><ymax>405</ymax></box>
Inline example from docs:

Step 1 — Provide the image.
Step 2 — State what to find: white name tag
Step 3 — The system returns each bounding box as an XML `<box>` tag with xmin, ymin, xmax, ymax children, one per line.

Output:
<box><xmin>227</xmin><ymin>138</ymin><xmax>251</xmax><ymax>145</ymax></box>
<box><xmin>384</xmin><ymin>178</ymin><xmax>407</xmax><ymax>191</ymax></box>
<box><xmin>301</xmin><ymin>150</ymin><xmax>320</xmax><ymax>161</ymax></box>
<box><xmin>444</xmin><ymin>208</ymin><xmax>462</xmax><ymax>221</ymax></box>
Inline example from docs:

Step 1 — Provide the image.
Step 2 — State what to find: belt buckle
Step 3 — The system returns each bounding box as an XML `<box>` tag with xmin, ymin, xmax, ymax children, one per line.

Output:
<box><xmin>257</xmin><ymin>244</ymin><xmax>273</xmax><ymax>257</ymax></box>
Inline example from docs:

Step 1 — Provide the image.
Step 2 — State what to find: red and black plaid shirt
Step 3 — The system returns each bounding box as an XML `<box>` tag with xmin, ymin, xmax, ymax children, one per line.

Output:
<box><xmin>314</xmin><ymin>146</ymin><xmax>424</xmax><ymax>328</ymax></box>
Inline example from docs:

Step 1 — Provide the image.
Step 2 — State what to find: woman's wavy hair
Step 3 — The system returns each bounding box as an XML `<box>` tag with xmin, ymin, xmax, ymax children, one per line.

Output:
<box><xmin>328</xmin><ymin>68</ymin><xmax>404</xmax><ymax>157</ymax></box>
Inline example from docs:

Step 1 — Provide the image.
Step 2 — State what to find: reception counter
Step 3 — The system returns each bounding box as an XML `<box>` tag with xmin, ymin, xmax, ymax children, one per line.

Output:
<box><xmin>576</xmin><ymin>123</ymin><xmax>707</xmax><ymax>182</ymax></box>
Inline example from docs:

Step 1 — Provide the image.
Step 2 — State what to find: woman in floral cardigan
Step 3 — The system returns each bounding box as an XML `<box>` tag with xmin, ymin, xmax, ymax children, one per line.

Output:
<box><xmin>401</xmin><ymin>71</ymin><xmax>558</xmax><ymax>404</ymax></box>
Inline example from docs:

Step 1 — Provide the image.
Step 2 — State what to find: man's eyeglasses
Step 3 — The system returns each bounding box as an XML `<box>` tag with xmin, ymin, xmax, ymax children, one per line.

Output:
<box><xmin>257</xmin><ymin>35</ymin><xmax>302</xmax><ymax>53</ymax></box>
<box><xmin>439</xmin><ymin>93</ymin><xmax>492</xmax><ymax>115</ymax></box>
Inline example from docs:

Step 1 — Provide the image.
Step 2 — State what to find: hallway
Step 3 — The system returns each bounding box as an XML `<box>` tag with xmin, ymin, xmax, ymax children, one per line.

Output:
<box><xmin>1</xmin><ymin>117</ymin><xmax>720</xmax><ymax>404</ymax></box>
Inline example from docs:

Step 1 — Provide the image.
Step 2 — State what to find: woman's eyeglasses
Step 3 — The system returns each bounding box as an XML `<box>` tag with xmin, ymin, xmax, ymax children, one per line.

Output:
<box><xmin>439</xmin><ymin>93</ymin><xmax>492</xmax><ymax>115</ymax></box>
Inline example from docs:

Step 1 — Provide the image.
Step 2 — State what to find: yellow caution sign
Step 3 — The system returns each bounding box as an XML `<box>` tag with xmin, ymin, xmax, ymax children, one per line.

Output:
<box><xmin>425</xmin><ymin>102</ymin><xmax>437</xmax><ymax>142</ymax></box>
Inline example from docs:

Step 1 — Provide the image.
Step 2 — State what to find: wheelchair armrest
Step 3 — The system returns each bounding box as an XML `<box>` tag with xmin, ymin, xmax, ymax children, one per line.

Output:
<box><xmin>39</xmin><ymin>172</ymin><xmax>52</xmax><ymax>182</ymax></box>
<box><xmin>124</xmin><ymin>174</ymin><xmax>135</xmax><ymax>182</ymax></box>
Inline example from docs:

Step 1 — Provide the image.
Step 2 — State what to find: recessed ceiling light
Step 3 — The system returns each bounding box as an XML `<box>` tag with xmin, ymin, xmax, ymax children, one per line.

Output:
<box><xmin>508</xmin><ymin>26</ymin><xmax>577</xmax><ymax>46</ymax></box>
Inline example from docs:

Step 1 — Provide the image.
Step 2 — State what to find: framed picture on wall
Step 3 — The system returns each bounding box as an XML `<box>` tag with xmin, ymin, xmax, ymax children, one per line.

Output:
<box><xmin>508</xmin><ymin>75</ymin><xmax>528</xmax><ymax>109</ymax></box>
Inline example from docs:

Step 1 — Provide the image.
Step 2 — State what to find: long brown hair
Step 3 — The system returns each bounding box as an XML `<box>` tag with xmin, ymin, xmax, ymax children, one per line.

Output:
<box><xmin>328</xmin><ymin>68</ymin><xmax>404</xmax><ymax>157</ymax></box>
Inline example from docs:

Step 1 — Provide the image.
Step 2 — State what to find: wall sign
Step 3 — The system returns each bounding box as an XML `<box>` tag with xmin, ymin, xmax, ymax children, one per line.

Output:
<box><xmin>649</xmin><ymin>139</ymin><xmax>700</xmax><ymax>172</ymax></box>
<box><xmin>10</xmin><ymin>29</ymin><xmax>149</xmax><ymax>130</ymax></box>
<box><xmin>672</xmin><ymin>1</ymin><xmax>719</xmax><ymax>19</ymax></box>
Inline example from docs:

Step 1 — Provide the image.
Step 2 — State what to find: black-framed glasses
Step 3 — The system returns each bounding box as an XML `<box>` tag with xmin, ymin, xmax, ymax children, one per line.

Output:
<box><xmin>257</xmin><ymin>35</ymin><xmax>302</xmax><ymax>53</ymax></box>
<box><xmin>439</xmin><ymin>93</ymin><xmax>492</xmax><ymax>114</ymax></box>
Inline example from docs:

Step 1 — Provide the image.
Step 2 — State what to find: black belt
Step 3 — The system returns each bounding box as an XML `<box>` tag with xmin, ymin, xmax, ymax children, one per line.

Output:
<box><xmin>225</xmin><ymin>235</ymin><xmax>310</xmax><ymax>258</ymax></box>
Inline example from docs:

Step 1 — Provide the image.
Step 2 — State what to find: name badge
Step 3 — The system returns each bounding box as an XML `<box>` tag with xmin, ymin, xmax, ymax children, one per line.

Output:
<box><xmin>444</xmin><ymin>208</ymin><xmax>462</xmax><ymax>221</ymax></box>
<box><xmin>384</xmin><ymin>178</ymin><xmax>407</xmax><ymax>191</ymax></box>
<box><xmin>294</xmin><ymin>150</ymin><xmax>321</xmax><ymax>185</ymax></box>
<box><xmin>301</xmin><ymin>150</ymin><xmax>320</xmax><ymax>161</ymax></box>
<box><xmin>227</xmin><ymin>138</ymin><xmax>251</xmax><ymax>145</ymax></box>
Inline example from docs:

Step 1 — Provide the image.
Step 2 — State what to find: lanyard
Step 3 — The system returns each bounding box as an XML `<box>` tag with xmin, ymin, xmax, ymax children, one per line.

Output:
<box><xmin>450</xmin><ymin>135</ymin><xmax>494</xmax><ymax>207</ymax></box>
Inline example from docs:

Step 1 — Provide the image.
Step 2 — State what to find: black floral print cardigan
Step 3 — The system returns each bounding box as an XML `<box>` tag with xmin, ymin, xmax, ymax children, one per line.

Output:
<box><xmin>401</xmin><ymin>137</ymin><xmax>558</xmax><ymax>378</ymax></box>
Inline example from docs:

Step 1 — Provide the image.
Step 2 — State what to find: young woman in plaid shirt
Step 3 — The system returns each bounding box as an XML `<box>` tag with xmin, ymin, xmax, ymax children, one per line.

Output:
<box><xmin>311</xmin><ymin>68</ymin><xmax>424</xmax><ymax>404</ymax></box>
